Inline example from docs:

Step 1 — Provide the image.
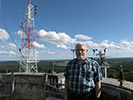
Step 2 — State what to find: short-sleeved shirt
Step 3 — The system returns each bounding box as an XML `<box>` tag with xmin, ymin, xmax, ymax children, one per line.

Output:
<box><xmin>64</xmin><ymin>58</ymin><xmax>102</xmax><ymax>94</ymax></box>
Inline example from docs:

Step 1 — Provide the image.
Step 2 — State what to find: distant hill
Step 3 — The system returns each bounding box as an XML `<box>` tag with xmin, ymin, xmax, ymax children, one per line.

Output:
<box><xmin>105</xmin><ymin>57</ymin><xmax>133</xmax><ymax>71</ymax></box>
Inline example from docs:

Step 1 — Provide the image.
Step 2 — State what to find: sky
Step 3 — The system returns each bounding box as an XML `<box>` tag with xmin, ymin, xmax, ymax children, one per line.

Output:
<box><xmin>1</xmin><ymin>0</ymin><xmax>133</xmax><ymax>61</ymax></box>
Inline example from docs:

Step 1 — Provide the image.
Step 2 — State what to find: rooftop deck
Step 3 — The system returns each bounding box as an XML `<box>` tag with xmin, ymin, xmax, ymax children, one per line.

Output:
<box><xmin>102</xmin><ymin>77</ymin><xmax>133</xmax><ymax>89</ymax></box>
<box><xmin>0</xmin><ymin>73</ymin><xmax>133</xmax><ymax>100</ymax></box>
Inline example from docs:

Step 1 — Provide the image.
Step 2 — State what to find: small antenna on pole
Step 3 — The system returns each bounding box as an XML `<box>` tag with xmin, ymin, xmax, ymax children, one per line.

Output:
<box><xmin>29</xmin><ymin>0</ymin><xmax>31</xmax><ymax>4</ymax></box>
<box><xmin>71</xmin><ymin>49</ymin><xmax>75</xmax><ymax>59</ymax></box>
<box><xmin>93</xmin><ymin>48</ymin><xmax>107</xmax><ymax>66</ymax></box>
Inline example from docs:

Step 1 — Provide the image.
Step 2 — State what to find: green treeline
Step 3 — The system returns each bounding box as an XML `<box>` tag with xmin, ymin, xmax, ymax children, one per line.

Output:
<box><xmin>0</xmin><ymin>58</ymin><xmax>133</xmax><ymax>82</ymax></box>
<box><xmin>106</xmin><ymin>58</ymin><xmax>133</xmax><ymax>82</ymax></box>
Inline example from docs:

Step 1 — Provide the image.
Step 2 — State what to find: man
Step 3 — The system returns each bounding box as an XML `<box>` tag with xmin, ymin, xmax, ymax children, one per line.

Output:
<box><xmin>64</xmin><ymin>43</ymin><xmax>102</xmax><ymax>100</ymax></box>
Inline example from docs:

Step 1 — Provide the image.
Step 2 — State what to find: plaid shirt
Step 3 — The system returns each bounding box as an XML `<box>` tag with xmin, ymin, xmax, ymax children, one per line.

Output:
<box><xmin>64</xmin><ymin>58</ymin><xmax>102</xmax><ymax>94</ymax></box>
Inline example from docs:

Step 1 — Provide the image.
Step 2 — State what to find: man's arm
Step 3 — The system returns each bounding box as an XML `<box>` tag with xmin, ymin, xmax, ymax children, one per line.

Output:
<box><xmin>64</xmin><ymin>79</ymin><xmax>68</xmax><ymax>100</ymax></box>
<box><xmin>95</xmin><ymin>81</ymin><xmax>101</xmax><ymax>98</ymax></box>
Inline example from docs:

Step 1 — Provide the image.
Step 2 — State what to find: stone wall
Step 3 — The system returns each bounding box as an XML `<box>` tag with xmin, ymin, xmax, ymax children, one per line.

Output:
<box><xmin>4</xmin><ymin>73</ymin><xmax>46</xmax><ymax>100</ymax></box>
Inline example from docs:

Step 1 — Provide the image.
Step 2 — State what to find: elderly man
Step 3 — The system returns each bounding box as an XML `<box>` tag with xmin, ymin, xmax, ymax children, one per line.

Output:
<box><xmin>64</xmin><ymin>43</ymin><xmax>102</xmax><ymax>100</ymax></box>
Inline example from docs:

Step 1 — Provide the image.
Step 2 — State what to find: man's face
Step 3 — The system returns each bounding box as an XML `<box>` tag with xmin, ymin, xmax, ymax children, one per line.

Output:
<box><xmin>76</xmin><ymin>45</ymin><xmax>88</xmax><ymax>61</ymax></box>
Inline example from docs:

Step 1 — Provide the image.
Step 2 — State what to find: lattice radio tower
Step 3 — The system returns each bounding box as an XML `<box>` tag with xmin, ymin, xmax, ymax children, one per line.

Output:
<box><xmin>19</xmin><ymin>0</ymin><xmax>38</xmax><ymax>73</ymax></box>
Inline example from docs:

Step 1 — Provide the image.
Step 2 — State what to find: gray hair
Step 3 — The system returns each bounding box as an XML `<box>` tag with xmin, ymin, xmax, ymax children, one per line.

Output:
<box><xmin>75</xmin><ymin>43</ymin><xmax>87</xmax><ymax>49</ymax></box>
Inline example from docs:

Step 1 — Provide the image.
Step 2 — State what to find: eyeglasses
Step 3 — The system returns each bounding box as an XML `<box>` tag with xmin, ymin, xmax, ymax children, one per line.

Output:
<box><xmin>76</xmin><ymin>49</ymin><xmax>86</xmax><ymax>52</ymax></box>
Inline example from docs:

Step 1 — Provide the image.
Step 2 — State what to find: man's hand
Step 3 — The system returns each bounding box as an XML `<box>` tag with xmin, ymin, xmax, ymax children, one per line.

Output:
<box><xmin>95</xmin><ymin>98</ymin><xmax>100</xmax><ymax>100</ymax></box>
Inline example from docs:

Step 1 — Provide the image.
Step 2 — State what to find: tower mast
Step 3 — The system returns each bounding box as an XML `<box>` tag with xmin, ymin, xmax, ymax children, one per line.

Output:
<box><xmin>19</xmin><ymin>0</ymin><xmax>38</xmax><ymax>73</ymax></box>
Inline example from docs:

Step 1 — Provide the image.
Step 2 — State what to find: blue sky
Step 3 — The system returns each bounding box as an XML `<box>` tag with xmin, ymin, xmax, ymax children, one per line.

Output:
<box><xmin>1</xmin><ymin>0</ymin><xmax>133</xmax><ymax>61</ymax></box>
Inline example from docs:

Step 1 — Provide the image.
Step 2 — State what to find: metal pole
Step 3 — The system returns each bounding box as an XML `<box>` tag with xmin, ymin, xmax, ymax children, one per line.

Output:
<box><xmin>43</xmin><ymin>74</ymin><xmax>47</xmax><ymax>100</ymax></box>
<box><xmin>105</xmin><ymin>67</ymin><xmax>107</xmax><ymax>78</ymax></box>
<box><xmin>11</xmin><ymin>72</ymin><xmax>14</xmax><ymax>100</ymax></box>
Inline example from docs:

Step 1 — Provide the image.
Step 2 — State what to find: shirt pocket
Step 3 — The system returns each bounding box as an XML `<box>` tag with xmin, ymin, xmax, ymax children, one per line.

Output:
<box><xmin>86</xmin><ymin>70</ymin><xmax>94</xmax><ymax>81</ymax></box>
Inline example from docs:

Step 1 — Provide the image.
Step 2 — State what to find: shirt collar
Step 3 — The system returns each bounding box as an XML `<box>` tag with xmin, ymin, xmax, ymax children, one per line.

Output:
<box><xmin>74</xmin><ymin>57</ymin><xmax>88</xmax><ymax>64</ymax></box>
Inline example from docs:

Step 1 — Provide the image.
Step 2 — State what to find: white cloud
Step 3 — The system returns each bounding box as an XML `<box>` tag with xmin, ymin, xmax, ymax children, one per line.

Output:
<box><xmin>8</xmin><ymin>43</ymin><xmax>17</xmax><ymax>49</ymax></box>
<box><xmin>0</xmin><ymin>45</ymin><xmax>6</xmax><ymax>49</ymax></box>
<box><xmin>37</xmin><ymin>49</ymin><xmax>73</xmax><ymax>60</ymax></box>
<box><xmin>0</xmin><ymin>50</ymin><xmax>17</xmax><ymax>55</ymax></box>
<box><xmin>75</xmin><ymin>34</ymin><xmax>92</xmax><ymax>40</ymax></box>
<box><xmin>0</xmin><ymin>50</ymin><xmax>17</xmax><ymax>61</ymax></box>
<box><xmin>85</xmin><ymin>41</ymin><xmax>99</xmax><ymax>48</ymax></box>
<box><xmin>78</xmin><ymin>40</ymin><xmax>133</xmax><ymax>54</ymax></box>
<box><xmin>118</xmin><ymin>41</ymin><xmax>133</xmax><ymax>50</ymax></box>
<box><xmin>56</xmin><ymin>44</ymin><xmax>70</xmax><ymax>49</ymax></box>
<box><xmin>16</xmin><ymin>30</ymin><xmax>24</xmax><ymax>38</ymax></box>
<box><xmin>48</xmin><ymin>51</ymin><xmax>55</xmax><ymax>55</ymax></box>
<box><xmin>0</xmin><ymin>28</ymin><xmax>10</xmax><ymax>41</ymax></box>
<box><xmin>0</xmin><ymin>43</ymin><xmax>17</xmax><ymax>50</ymax></box>
<box><xmin>33</xmin><ymin>41</ymin><xmax>46</xmax><ymax>49</ymax></box>
<box><xmin>99</xmin><ymin>40</ymin><xmax>118</xmax><ymax>49</ymax></box>
<box><xmin>2</xmin><ymin>27</ymin><xmax>133</xmax><ymax>60</ymax></box>
<box><xmin>36</xmin><ymin>29</ymin><xmax>76</xmax><ymax>45</ymax></box>
<box><xmin>9</xmin><ymin>51</ymin><xmax>17</xmax><ymax>55</ymax></box>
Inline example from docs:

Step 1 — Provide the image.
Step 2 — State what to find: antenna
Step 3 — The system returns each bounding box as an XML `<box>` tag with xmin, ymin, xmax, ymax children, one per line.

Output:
<box><xmin>71</xmin><ymin>49</ymin><xmax>75</xmax><ymax>59</ymax></box>
<box><xmin>19</xmin><ymin>0</ymin><xmax>38</xmax><ymax>73</ymax></box>
<box><xmin>29</xmin><ymin>0</ymin><xmax>31</xmax><ymax>4</ymax></box>
<box><xmin>93</xmin><ymin>48</ymin><xmax>107</xmax><ymax>66</ymax></box>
